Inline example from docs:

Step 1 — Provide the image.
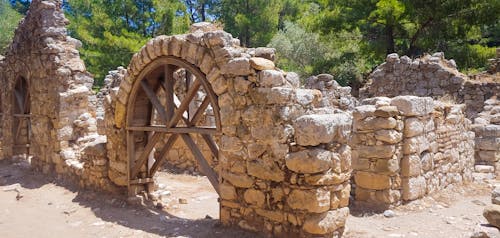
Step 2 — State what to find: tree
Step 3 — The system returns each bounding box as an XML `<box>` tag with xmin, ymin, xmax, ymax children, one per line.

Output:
<box><xmin>214</xmin><ymin>0</ymin><xmax>282</xmax><ymax>47</ymax></box>
<box><xmin>0</xmin><ymin>0</ymin><xmax>22</xmax><ymax>53</ymax></box>
<box><xmin>66</xmin><ymin>0</ymin><xmax>190</xmax><ymax>86</ymax></box>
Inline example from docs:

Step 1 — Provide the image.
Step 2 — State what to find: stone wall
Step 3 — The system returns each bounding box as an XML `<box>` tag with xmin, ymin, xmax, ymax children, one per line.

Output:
<box><xmin>304</xmin><ymin>73</ymin><xmax>358</xmax><ymax>110</ymax></box>
<box><xmin>352</xmin><ymin>96</ymin><xmax>474</xmax><ymax>208</ymax></box>
<box><xmin>0</xmin><ymin>0</ymin><xmax>118</xmax><ymax>193</ymax></box>
<box><xmin>360</xmin><ymin>53</ymin><xmax>466</xmax><ymax>100</ymax></box>
<box><xmin>472</xmin><ymin>97</ymin><xmax>500</xmax><ymax>177</ymax></box>
<box><xmin>102</xmin><ymin>23</ymin><xmax>354</xmax><ymax>237</ymax></box>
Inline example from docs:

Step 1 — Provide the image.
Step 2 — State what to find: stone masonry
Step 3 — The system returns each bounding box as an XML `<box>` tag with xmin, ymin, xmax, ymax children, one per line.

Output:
<box><xmin>0</xmin><ymin>1</ymin><xmax>498</xmax><ymax>238</ymax></box>
<box><xmin>0</xmin><ymin>0</ymin><xmax>118</xmax><ymax>192</ymax></box>
<box><xmin>352</xmin><ymin>96</ymin><xmax>474</xmax><ymax>207</ymax></box>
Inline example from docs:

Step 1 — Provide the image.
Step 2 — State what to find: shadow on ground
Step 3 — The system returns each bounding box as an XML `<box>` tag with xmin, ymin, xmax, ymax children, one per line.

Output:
<box><xmin>0</xmin><ymin>158</ymin><xmax>263</xmax><ymax>238</ymax></box>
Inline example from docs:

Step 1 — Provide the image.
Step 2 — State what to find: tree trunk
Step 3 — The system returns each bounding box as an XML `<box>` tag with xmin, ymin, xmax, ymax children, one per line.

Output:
<box><xmin>386</xmin><ymin>24</ymin><xmax>395</xmax><ymax>54</ymax></box>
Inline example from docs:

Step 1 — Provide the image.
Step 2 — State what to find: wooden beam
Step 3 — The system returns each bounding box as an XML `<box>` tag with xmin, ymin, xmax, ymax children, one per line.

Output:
<box><xmin>190</xmin><ymin>97</ymin><xmax>210</xmax><ymax>125</ymax></box>
<box><xmin>127</xmin><ymin>126</ymin><xmax>219</xmax><ymax>135</ymax></box>
<box><xmin>13</xmin><ymin>114</ymin><xmax>31</xmax><ymax>118</ymax></box>
<box><xmin>164</xmin><ymin>65</ymin><xmax>175</xmax><ymax>121</ymax></box>
<box><xmin>126</xmin><ymin>131</ymin><xmax>135</xmax><ymax>196</ymax></box>
<box><xmin>130</xmin><ymin>132</ymin><xmax>163</xmax><ymax>180</ymax></box>
<box><xmin>201</xmin><ymin>134</ymin><xmax>219</xmax><ymax>158</ymax></box>
<box><xmin>168</xmin><ymin>79</ymin><xmax>201</xmax><ymax>128</ymax></box>
<box><xmin>181</xmin><ymin>134</ymin><xmax>220</xmax><ymax>195</ymax></box>
<box><xmin>149</xmin><ymin>134</ymin><xmax>180</xmax><ymax>175</ymax></box>
<box><xmin>140</xmin><ymin>80</ymin><xmax>168</xmax><ymax>124</ymax></box>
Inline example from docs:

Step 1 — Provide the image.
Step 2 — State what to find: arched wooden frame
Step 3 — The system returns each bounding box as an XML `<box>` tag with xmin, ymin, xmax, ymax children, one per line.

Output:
<box><xmin>126</xmin><ymin>56</ymin><xmax>221</xmax><ymax>195</ymax></box>
<box><xmin>12</xmin><ymin>77</ymin><xmax>31</xmax><ymax>157</ymax></box>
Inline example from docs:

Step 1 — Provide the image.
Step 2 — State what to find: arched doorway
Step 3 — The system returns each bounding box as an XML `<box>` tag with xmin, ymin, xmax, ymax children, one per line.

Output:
<box><xmin>12</xmin><ymin>77</ymin><xmax>31</xmax><ymax>158</ymax></box>
<box><xmin>126</xmin><ymin>56</ymin><xmax>221</xmax><ymax>196</ymax></box>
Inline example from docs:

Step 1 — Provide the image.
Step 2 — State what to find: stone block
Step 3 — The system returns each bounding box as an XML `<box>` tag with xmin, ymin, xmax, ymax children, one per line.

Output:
<box><xmin>258</xmin><ymin>70</ymin><xmax>285</xmax><ymax>87</ymax></box>
<box><xmin>375</xmin><ymin>129</ymin><xmax>402</xmax><ymax>144</ymax></box>
<box><xmin>374</xmin><ymin>106</ymin><xmax>399</xmax><ymax>117</ymax></box>
<box><xmin>286</xmin><ymin>149</ymin><xmax>333</xmax><ymax>174</ymax></box>
<box><xmin>404</xmin><ymin>117</ymin><xmax>424</xmax><ymax>137</ymax></box>
<box><xmin>302</xmin><ymin>207</ymin><xmax>349</xmax><ymax>235</ymax></box>
<box><xmin>293</xmin><ymin>113</ymin><xmax>351</xmax><ymax>146</ymax></box>
<box><xmin>401</xmin><ymin>155</ymin><xmax>422</xmax><ymax>177</ymax></box>
<box><xmin>402</xmin><ymin>176</ymin><xmax>426</xmax><ymax>201</ymax></box>
<box><xmin>354</xmin><ymin>171</ymin><xmax>392</xmax><ymax>190</ymax></box>
<box><xmin>391</xmin><ymin>96</ymin><xmax>434</xmax><ymax>116</ymax></box>
<box><xmin>250</xmin><ymin>57</ymin><xmax>275</xmax><ymax>70</ymax></box>
<box><xmin>355</xmin><ymin>117</ymin><xmax>397</xmax><ymax>131</ymax></box>
<box><xmin>220</xmin><ymin>183</ymin><xmax>237</xmax><ymax>200</ymax></box>
<box><xmin>357</xmin><ymin>145</ymin><xmax>396</xmax><ymax>159</ymax></box>
<box><xmin>221</xmin><ymin>57</ymin><xmax>252</xmax><ymax>76</ymax></box>
<box><xmin>287</xmin><ymin>188</ymin><xmax>330</xmax><ymax>213</ymax></box>
<box><xmin>247</xmin><ymin>160</ymin><xmax>285</xmax><ymax>182</ymax></box>
<box><xmin>244</xmin><ymin>189</ymin><xmax>266</xmax><ymax>207</ymax></box>
<box><xmin>222</xmin><ymin>171</ymin><xmax>254</xmax><ymax>188</ymax></box>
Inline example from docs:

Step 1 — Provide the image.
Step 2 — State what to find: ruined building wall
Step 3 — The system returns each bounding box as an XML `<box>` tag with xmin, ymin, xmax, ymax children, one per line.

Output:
<box><xmin>103</xmin><ymin>23</ymin><xmax>353</xmax><ymax>237</ymax></box>
<box><xmin>304</xmin><ymin>74</ymin><xmax>358</xmax><ymax>111</ymax></box>
<box><xmin>0</xmin><ymin>0</ymin><xmax>118</xmax><ymax>192</ymax></box>
<box><xmin>352</xmin><ymin>96</ymin><xmax>474</xmax><ymax>208</ymax></box>
<box><xmin>360</xmin><ymin>52</ymin><xmax>500</xmax><ymax>120</ymax></box>
<box><xmin>472</xmin><ymin>97</ymin><xmax>500</xmax><ymax>176</ymax></box>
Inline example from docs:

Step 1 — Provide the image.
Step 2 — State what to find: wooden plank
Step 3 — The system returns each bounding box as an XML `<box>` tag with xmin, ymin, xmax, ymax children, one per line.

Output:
<box><xmin>127</xmin><ymin>126</ymin><xmax>219</xmax><ymax>135</ymax></box>
<box><xmin>13</xmin><ymin>144</ymin><xmax>30</xmax><ymax>148</ymax></box>
<box><xmin>130</xmin><ymin>132</ymin><xmax>162</xmax><ymax>179</ymax></box>
<box><xmin>130</xmin><ymin>178</ymin><xmax>155</xmax><ymax>185</ymax></box>
<box><xmin>149</xmin><ymin>134</ymin><xmax>180</xmax><ymax>175</ymax></box>
<box><xmin>190</xmin><ymin>97</ymin><xmax>210</xmax><ymax>125</ymax></box>
<box><xmin>168</xmin><ymin>79</ymin><xmax>201</xmax><ymax>128</ymax></box>
<box><xmin>181</xmin><ymin>134</ymin><xmax>220</xmax><ymax>195</ymax></box>
<box><xmin>126</xmin><ymin>131</ymin><xmax>136</xmax><ymax>196</ymax></box>
<box><xmin>201</xmin><ymin>134</ymin><xmax>219</xmax><ymax>158</ymax></box>
<box><xmin>13</xmin><ymin>114</ymin><xmax>31</xmax><ymax>118</ymax></box>
<box><xmin>164</xmin><ymin>65</ymin><xmax>175</xmax><ymax>121</ymax></box>
<box><xmin>140</xmin><ymin>80</ymin><xmax>168</xmax><ymax>124</ymax></box>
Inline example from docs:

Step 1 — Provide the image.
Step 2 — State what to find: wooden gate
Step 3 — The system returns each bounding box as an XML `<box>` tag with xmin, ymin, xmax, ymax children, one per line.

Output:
<box><xmin>12</xmin><ymin>77</ymin><xmax>31</xmax><ymax>157</ymax></box>
<box><xmin>126</xmin><ymin>57</ymin><xmax>221</xmax><ymax>195</ymax></box>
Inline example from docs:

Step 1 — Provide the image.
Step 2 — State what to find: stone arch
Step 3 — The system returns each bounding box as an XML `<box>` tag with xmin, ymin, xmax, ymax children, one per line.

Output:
<box><xmin>107</xmin><ymin>24</ymin><xmax>352</xmax><ymax>237</ymax></box>
<box><xmin>12</xmin><ymin>76</ymin><xmax>31</xmax><ymax>157</ymax></box>
<box><xmin>125</xmin><ymin>56</ymin><xmax>222</xmax><ymax>195</ymax></box>
<box><xmin>115</xmin><ymin>32</ymin><xmax>234</xmax><ymax>196</ymax></box>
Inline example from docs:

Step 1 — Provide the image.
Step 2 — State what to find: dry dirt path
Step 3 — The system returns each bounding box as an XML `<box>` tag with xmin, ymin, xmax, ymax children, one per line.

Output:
<box><xmin>0</xmin><ymin>159</ymin><xmax>498</xmax><ymax>238</ymax></box>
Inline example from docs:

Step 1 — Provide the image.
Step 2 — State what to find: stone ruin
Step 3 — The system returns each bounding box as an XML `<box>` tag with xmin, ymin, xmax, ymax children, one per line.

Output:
<box><xmin>0</xmin><ymin>1</ymin><xmax>498</xmax><ymax>237</ymax></box>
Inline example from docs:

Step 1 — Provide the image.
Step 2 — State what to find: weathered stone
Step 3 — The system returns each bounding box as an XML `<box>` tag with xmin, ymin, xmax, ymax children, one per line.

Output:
<box><xmin>374</xmin><ymin>106</ymin><xmax>399</xmax><ymax>117</ymax></box>
<box><xmin>222</xmin><ymin>171</ymin><xmax>254</xmax><ymax>188</ymax></box>
<box><xmin>258</xmin><ymin>70</ymin><xmax>285</xmax><ymax>87</ymax></box>
<box><xmin>401</xmin><ymin>155</ymin><xmax>422</xmax><ymax>177</ymax></box>
<box><xmin>255</xmin><ymin>209</ymin><xmax>284</xmax><ymax>222</ymax></box>
<box><xmin>221</xmin><ymin>57</ymin><xmax>252</xmax><ymax>75</ymax></box>
<box><xmin>402</xmin><ymin>176</ymin><xmax>426</xmax><ymax>201</ymax></box>
<box><xmin>375</xmin><ymin>129</ymin><xmax>402</xmax><ymax>144</ymax></box>
<box><xmin>484</xmin><ymin>205</ymin><xmax>500</xmax><ymax>228</ymax></box>
<box><xmin>357</xmin><ymin>145</ymin><xmax>396</xmax><ymax>159</ymax></box>
<box><xmin>404</xmin><ymin>117</ymin><xmax>424</xmax><ymax>137</ymax></box>
<box><xmin>391</xmin><ymin>96</ymin><xmax>434</xmax><ymax>116</ymax></box>
<box><xmin>220</xmin><ymin>183</ymin><xmax>237</xmax><ymax>200</ymax></box>
<box><xmin>287</xmin><ymin>189</ymin><xmax>331</xmax><ymax>213</ymax></box>
<box><xmin>244</xmin><ymin>189</ymin><xmax>266</xmax><ymax>207</ymax></box>
<box><xmin>293</xmin><ymin>113</ymin><xmax>351</xmax><ymax>146</ymax></box>
<box><xmin>247</xmin><ymin>160</ymin><xmax>285</xmax><ymax>182</ymax></box>
<box><xmin>286</xmin><ymin>149</ymin><xmax>333</xmax><ymax>174</ymax></box>
<box><xmin>250</xmin><ymin>57</ymin><xmax>275</xmax><ymax>70</ymax></box>
<box><xmin>302</xmin><ymin>207</ymin><xmax>349</xmax><ymax>235</ymax></box>
<box><xmin>354</xmin><ymin>171</ymin><xmax>392</xmax><ymax>190</ymax></box>
<box><xmin>355</xmin><ymin>117</ymin><xmax>398</xmax><ymax>131</ymax></box>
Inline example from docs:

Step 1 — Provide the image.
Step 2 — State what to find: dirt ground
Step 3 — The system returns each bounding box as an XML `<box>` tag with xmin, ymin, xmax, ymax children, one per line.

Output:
<box><xmin>0</xmin><ymin>159</ymin><xmax>499</xmax><ymax>238</ymax></box>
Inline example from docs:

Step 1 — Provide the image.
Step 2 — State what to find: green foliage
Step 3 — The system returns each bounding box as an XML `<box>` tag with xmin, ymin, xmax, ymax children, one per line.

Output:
<box><xmin>66</xmin><ymin>0</ymin><xmax>190</xmax><ymax>86</ymax></box>
<box><xmin>0</xmin><ymin>0</ymin><xmax>22</xmax><ymax>53</ymax></box>
<box><xmin>268</xmin><ymin>22</ymin><xmax>371</xmax><ymax>86</ymax></box>
<box><xmin>214</xmin><ymin>0</ymin><xmax>282</xmax><ymax>47</ymax></box>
